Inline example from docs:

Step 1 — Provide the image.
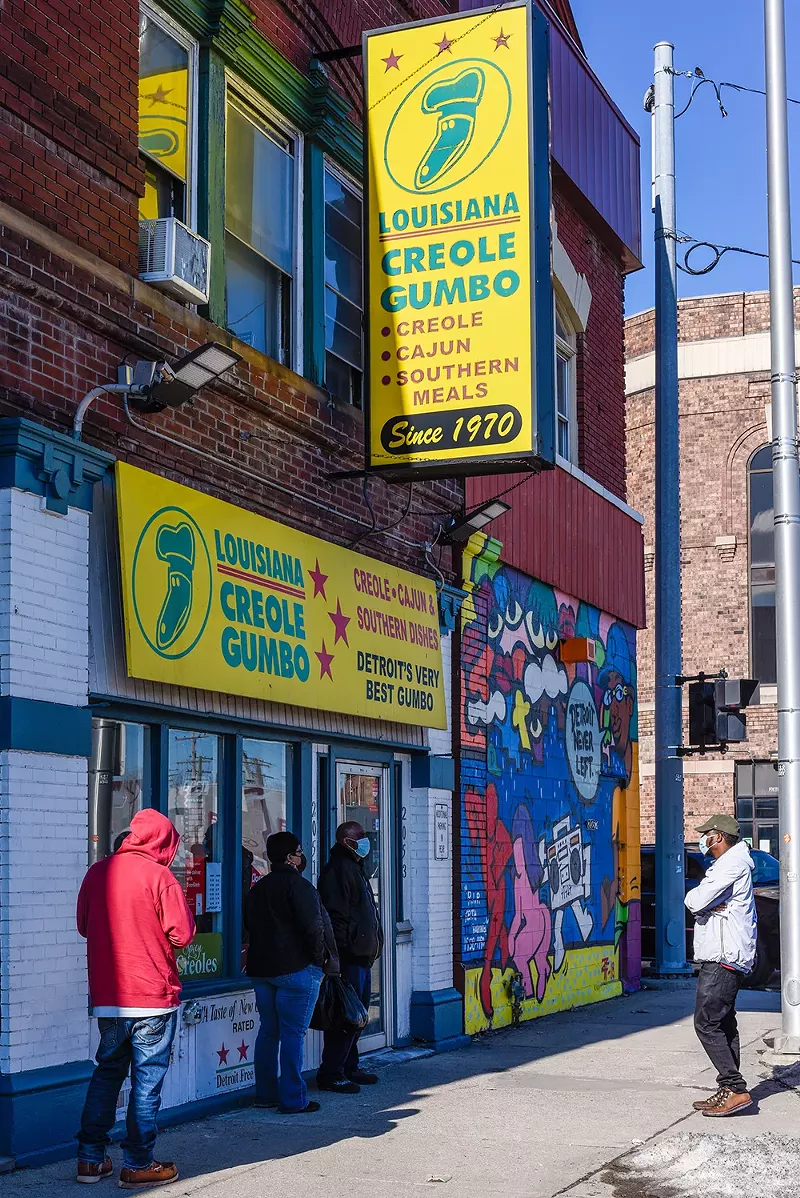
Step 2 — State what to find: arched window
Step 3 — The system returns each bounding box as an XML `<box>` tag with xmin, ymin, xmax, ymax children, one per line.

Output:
<box><xmin>749</xmin><ymin>444</ymin><xmax>776</xmax><ymax>684</ymax></box>
<box><xmin>555</xmin><ymin>304</ymin><xmax>577</xmax><ymax>463</ymax></box>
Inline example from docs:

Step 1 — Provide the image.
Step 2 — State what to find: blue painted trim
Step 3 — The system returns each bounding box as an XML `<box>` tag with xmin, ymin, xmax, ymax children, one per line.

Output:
<box><xmin>410</xmin><ymin>754</ymin><xmax>454</xmax><ymax>792</ymax></box>
<box><xmin>0</xmin><ymin>1059</ymin><xmax>95</xmax><ymax>1164</ymax></box>
<box><xmin>438</xmin><ymin>584</ymin><xmax>467</xmax><ymax>636</ymax></box>
<box><xmin>0</xmin><ymin>418</ymin><xmax>115</xmax><ymax>514</ymax></box>
<box><xmin>530</xmin><ymin>8</ymin><xmax>555</xmax><ymax>463</ymax></box>
<box><xmin>410</xmin><ymin>987</ymin><xmax>465</xmax><ymax>1045</ymax></box>
<box><xmin>0</xmin><ymin>697</ymin><xmax>92</xmax><ymax>756</ymax></box>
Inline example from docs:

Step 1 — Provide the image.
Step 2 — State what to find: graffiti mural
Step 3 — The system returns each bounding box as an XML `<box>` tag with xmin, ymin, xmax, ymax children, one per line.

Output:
<box><xmin>459</xmin><ymin>537</ymin><xmax>641</xmax><ymax>1033</ymax></box>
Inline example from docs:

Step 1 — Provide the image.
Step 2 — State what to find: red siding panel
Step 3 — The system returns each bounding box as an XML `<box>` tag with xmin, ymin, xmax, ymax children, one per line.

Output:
<box><xmin>467</xmin><ymin>469</ymin><xmax>646</xmax><ymax>628</ymax></box>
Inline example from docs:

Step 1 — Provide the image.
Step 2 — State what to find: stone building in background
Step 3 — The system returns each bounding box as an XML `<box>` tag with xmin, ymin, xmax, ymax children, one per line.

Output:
<box><xmin>625</xmin><ymin>291</ymin><xmax>792</xmax><ymax>852</ymax></box>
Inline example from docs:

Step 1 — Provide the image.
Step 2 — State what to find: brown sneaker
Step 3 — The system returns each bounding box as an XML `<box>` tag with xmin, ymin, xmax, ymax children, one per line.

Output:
<box><xmin>118</xmin><ymin>1162</ymin><xmax>179</xmax><ymax>1189</ymax></box>
<box><xmin>702</xmin><ymin>1088</ymin><xmax>753</xmax><ymax>1117</ymax></box>
<box><xmin>693</xmin><ymin>1087</ymin><xmax>725</xmax><ymax>1111</ymax></box>
<box><xmin>77</xmin><ymin>1158</ymin><xmax>113</xmax><ymax>1184</ymax></box>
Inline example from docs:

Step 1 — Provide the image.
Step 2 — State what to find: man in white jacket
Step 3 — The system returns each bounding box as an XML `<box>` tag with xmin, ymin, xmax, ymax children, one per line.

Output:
<box><xmin>684</xmin><ymin>814</ymin><xmax>757</xmax><ymax>1117</ymax></box>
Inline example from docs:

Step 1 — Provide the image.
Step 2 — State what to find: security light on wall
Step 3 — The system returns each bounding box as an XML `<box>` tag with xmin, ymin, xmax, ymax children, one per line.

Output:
<box><xmin>442</xmin><ymin>499</ymin><xmax>511</xmax><ymax>543</ymax></box>
<box><xmin>129</xmin><ymin>343</ymin><xmax>242</xmax><ymax>414</ymax></box>
<box><xmin>72</xmin><ymin>342</ymin><xmax>242</xmax><ymax>438</ymax></box>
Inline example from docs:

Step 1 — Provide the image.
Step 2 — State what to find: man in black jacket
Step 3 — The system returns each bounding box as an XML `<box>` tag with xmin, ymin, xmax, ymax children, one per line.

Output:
<box><xmin>245</xmin><ymin>831</ymin><xmax>328</xmax><ymax>1114</ymax></box>
<box><xmin>317</xmin><ymin>821</ymin><xmax>384</xmax><ymax>1093</ymax></box>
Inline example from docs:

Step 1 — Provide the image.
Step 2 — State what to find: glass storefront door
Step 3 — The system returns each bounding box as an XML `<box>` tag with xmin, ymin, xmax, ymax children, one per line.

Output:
<box><xmin>336</xmin><ymin>761</ymin><xmax>392</xmax><ymax>1053</ymax></box>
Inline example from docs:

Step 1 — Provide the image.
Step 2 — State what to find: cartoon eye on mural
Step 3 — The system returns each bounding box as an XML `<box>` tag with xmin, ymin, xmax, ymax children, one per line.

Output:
<box><xmin>459</xmin><ymin>542</ymin><xmax>641</xmax><ymax>1034</ymax></box>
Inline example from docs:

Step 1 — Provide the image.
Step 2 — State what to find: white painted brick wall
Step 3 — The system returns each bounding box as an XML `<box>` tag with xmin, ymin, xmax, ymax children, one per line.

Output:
<box><xmin>407</xmin><ymin>635</ymin><xmax>455</xmax><ymax>995</ymax></box>
<box><xmin>0</xmin><ymin>750</ymin><xmax>91</xmax><ymax>1072</ymax></box>
<box><xmin>0</xmin><ymin>489</ymin><xmax>90</xmax><ymax>705</ymax></box>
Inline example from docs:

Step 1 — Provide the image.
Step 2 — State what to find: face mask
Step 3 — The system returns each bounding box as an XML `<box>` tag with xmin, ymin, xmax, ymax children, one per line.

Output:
<box><xmin>297</xmin><ymin>852</ymin><xmax>307</xmax><ymax>873</ymax></box>
<box><xmin>699</xmin><ymin>833</ymin><xmax>715</xmax><ymax>855</ymax></box>
<box><xmin>353</xmin><ymin>837</ymin><xmax>370</xmax><ymax>859</ymax></box>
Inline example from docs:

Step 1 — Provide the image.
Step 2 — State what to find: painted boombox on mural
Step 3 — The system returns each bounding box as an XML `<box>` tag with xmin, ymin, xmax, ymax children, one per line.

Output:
<box><xmin>542</xmin><ymin>816</ymin><xmax>591</xmax><ymax>911</ymax></box>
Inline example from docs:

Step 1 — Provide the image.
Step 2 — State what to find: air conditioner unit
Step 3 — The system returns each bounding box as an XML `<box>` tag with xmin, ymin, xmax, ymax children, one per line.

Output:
<box><xmin>138</xmin><ymin>217</ymin><xmax>211</xmax><ymax>305</ymax></box>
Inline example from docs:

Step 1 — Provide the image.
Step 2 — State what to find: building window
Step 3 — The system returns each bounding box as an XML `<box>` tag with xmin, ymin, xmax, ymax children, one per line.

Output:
<box><xmin>749</xmin><ymin>444</ymin><xmax>777</xmax><ymax>685</ymax></box>
<box><xmin>735</xmin><ymin>760</ymin><xmax>779</xmax><ymax>858</ymax></box>
<box><xmin>88</xmin><ymin>719</ymin><xmax>150</xmax><ymax>861</ymax></box>
<box><xmin>555</xmin><ymin>306</ymin><xmax>578</xmax><ymax>464</ymax></box>
<box><xmin>324</xmin><ymin>165</ymin><xmax>363</xmax><ymax>406</ymax></box>
<box><xmin>241</xmin><ymin>739</ymin><xmax>290</xmax><ymax>964</ymax></box>
<box><xmin>138</xmin><ymin>5</ymin><xmax>196</xmax><ymax>224</ymax></box>
<box><xmin>168</xmin><ymin>728</ymin><xmax>223</xmax><ymax>980</ymax></box>
<box><xmin>225</xmin><ymin>89</ymin><xmax>300</xmax><ymax>366</ymax></box>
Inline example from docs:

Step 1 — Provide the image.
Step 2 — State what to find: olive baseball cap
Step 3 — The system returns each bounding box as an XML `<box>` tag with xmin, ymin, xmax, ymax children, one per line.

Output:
<box><xmin>696</xmin><ymin>814</ymin><xmax>740</xmax><ymax>837</ymax></box>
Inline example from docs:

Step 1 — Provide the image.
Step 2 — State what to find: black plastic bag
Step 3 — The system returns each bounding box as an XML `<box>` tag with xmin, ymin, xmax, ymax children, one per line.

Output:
<box><xmin>309</xmin><ymin>975</ymin><xmax>369</xmax><ymax>1032</ymax></box>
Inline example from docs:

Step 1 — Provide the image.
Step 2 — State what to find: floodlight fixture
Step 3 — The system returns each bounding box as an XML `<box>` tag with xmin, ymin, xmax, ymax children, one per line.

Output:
<box><xmin>442</xmin><ymin>498</ymin><xmax>511</xmax><ymax>543</ymax></box>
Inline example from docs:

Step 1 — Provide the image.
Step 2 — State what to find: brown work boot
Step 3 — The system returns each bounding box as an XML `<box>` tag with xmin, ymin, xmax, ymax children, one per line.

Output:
<box><xmin>77</xmin><ymin>1158</ymin><xmax>113</xmax><ymax>1184</ymax></box>
<box><xmin>701</xmin><ymin>1088</ymin><xmax>753</xmax><ymax>1117</ymax></box>
<box><xmin>692</xmin><ymin>1087</ymin><xmax>725</xmax><ymax>1111</ymax></box>
<box><xmin>118</xmin><ymin>1162</ymin><xmax>179</xmax><ymax>1189</ymax></box>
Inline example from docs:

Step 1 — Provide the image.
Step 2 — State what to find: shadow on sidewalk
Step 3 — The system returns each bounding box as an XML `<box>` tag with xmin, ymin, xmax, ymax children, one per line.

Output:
<box><xmin>12</xmin><ymin>982</ymin><xmax>790</xmax><ymax>1190</ymax></box>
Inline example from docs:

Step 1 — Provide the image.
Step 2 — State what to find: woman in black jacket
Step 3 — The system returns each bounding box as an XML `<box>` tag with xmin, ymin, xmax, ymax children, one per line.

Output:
<box><xmin>244</xmin><ymin>831</ymin><xmax>336</xmax><ymax>1113</ymax></box>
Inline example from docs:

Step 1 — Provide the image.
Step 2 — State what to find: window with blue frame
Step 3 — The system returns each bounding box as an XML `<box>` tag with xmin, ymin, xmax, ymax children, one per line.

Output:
<box><xmin>87</xmin><ymin>716</ymin><xmax>295</xmax><ymax>988</ymax></box>
<box><xmin>225</xmin><ymin>89</ymin><xmax>299</xmax><ymax>366</ymax></box>
<box><xmin>324</xmin><ymin>164</ymin><xmax>363</xmax><ymax>407</ymax></box>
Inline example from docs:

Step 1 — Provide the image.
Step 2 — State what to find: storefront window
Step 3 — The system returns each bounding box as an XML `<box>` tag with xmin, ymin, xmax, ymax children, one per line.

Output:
<box><xmin>88</xmin><ymin>719</ymin><xmax>149</xmax><ymax>863</ymax></box>
<box><xmin>241</xmin><ymin>739</ymin><xmax>289</xmax><ymax>963</ymax></box>
<box><xmin>168</xmin><ymin>729</ymin><xmax>223</xmax><ymax>981</ymax></box>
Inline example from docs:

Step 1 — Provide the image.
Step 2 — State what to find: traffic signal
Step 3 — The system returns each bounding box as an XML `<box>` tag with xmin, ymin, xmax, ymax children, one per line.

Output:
<box><xmin>688</xmin><ymin>678</ymin><xmax>760</xmax><ymax>748</ymax></box>
<box><xmin>714</xmin><ymin>678</ymin><xmax>760</xmax><ymax>743</ymax></box>
<box><xmin>688</xmin><ymin>681</ymin><xmax>716</xmax><ymax>747</ymax></box>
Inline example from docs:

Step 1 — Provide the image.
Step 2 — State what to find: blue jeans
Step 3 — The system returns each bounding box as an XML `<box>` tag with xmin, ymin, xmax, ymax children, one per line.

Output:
<box><xmin>319</xmin><ymin>963</ymin><xmax>372</xmax><ymax>1081</ymax></box>
<box><xmin>77</xmin><ymin>1013</ymin><xmax>177</xmax><ymax>1170</ymax></box>
<box><xmin>253</xmin><ymin>966</ymin><xmax>322</xmax><ymax>1112</ymax></box>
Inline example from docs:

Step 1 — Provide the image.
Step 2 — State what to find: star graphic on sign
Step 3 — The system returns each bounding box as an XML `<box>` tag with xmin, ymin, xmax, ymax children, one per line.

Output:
<box><xmin>383</xmin><ymin>49</ymin><xmax>402</xmax><ymax>71</ymax></box>
<box><xmin>237</xmin><ymin>1041</ymin><xmax>249</xmax><ymax>1061</ymax></box>
<box><xmin>493</xmin><ymin>28</ymin><xmax>512</xmax><ymax>49</ymax></box>
<box><xmin>217</xmin><ymin>1044</ymin><xmax>229</xmax><ymax>1065</ymax></box>
<box><xmin>309</xmin><ymin>558</ymin><xmax>328</xmax><ymax>600</ymax></box>
<box><xmin>316</xmin><ymin>641</ymin><xmax>335</xmax><ymax>680</ymax></box>
<box><xmin>435</xmin><ymin>34</ymin><xmax>454</xmax><ymax>55</ymax></box>
<box><xmin>328</xmin><ymin>598</ymin><xmax>351</xmax><ymax>647</ymax></box>
<box><xmin>143</xmin><ymin>84</ymin><xmax>180</xmax><ymax>108</ymax></box>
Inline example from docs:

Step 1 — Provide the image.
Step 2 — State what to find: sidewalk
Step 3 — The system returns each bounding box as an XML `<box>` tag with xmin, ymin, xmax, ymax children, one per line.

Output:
<box><xmin>5</xmin><ymin>982</ymin><xmax>799</xmax><ymax>1198</ymax></box>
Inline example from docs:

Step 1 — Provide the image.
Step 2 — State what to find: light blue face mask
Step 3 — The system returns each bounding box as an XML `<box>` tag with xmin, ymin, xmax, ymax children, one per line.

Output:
<box><xmin>699</xmin><ymin>833</ymin><xmax>716</xmax><ymax>856</ymax></box>
<box><xmin>354</xmin><ymin>836</ymin><xmax>370</xmax><ymax>858</ymax></box>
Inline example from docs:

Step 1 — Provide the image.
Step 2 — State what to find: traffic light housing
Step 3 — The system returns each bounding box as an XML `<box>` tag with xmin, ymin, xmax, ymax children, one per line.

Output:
<box><xmin>688</xmin><ymin>677</ymin><xmax>760</xmax><ymax>749</ymax></box>
<box><xmin>715</xmin><ymin>678</ymin><xmax>760</xmax><ymax>743</ymax></box>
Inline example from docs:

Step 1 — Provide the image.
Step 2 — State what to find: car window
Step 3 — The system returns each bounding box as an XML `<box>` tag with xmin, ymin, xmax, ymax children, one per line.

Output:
<box><xmin>686</xmin><ymin>852</ymin><xmax>706</xmax><ymax>881</ymax></box>
<box><xmin>641</xmin><ymin>851</ymin><xmax>654</xmax><ymax>892</ymax></box>
<box><xmin>751</xmin><ymin>849</ymin><xmax>779</xmax><ymax>887</ymax></box>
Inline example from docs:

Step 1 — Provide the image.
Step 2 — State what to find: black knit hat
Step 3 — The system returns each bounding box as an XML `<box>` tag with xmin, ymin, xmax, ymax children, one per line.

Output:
<box><xmin>266</xmin><ymin>830</ymin><xmax>301</xmax><ymax>864</ymax></box>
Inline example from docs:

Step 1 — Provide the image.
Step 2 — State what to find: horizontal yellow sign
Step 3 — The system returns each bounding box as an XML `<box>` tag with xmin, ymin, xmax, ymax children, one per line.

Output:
<box><xmin>365</xmin><ymin>3</ymin><xmax>535</xmax><ymax>470</ymax></box>
<box><xmin>116</xmin><ymin>463</ymin><xmax>446</xmax><ymax>729</ymax></box>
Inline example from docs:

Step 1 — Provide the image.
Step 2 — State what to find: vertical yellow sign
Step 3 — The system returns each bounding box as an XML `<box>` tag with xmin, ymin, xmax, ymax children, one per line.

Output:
<box><xmin>365</xmin><ymin>3</ymin><xmax>536</xmax><ymax>473</ymax></box>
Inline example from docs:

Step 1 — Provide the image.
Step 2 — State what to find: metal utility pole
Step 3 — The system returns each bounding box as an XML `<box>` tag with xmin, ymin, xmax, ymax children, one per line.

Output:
<box><xmin>764</xmin><ymin>0</ymin><xmax>800</xmax><ymax>1053</ymax></box>
<box><xmin>652</xmin><ymin>41</ymin><xmax>689</xmax><ymax>974</ymax></box>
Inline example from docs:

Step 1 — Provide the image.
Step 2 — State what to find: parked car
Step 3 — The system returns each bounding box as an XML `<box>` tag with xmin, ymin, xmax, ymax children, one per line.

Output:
<box><xmin>640</xmin><ymin>844</ymin><xmax>780</xmax><ymax>988</ymax></box>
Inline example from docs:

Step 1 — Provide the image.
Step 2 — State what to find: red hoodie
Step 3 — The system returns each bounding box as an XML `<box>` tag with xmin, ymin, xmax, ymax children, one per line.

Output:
<box><xmin>77</xmin><ymin>809</ymin><xmax>196</xmax><ymax>1010</ymax></box>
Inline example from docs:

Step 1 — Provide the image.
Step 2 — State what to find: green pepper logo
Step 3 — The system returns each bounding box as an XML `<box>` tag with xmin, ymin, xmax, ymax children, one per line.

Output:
<box><xmin>131</xmin><ymin>506</ymin><xmax>212</xmax><ymax>660</ymax></box>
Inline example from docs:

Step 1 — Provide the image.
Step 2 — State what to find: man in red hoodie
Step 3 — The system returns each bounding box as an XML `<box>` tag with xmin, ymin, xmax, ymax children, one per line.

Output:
<box><xmin>76</xmin><ymin>809</ymin><xmax>195</xmax><ymax>1188</ymax></box>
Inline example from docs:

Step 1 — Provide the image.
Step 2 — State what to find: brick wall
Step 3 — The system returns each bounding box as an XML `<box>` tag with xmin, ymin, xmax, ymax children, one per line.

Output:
<box><xmin>0</xmin><ymin>0</ymin><xmax>141</xmax><ymax>273</ymax></box>
<box><xmin>626</xmin><ymin>292</ymin><xmax>784</xmax><ymax>842</ymax></box>
<box><xmin>0</xmin><ymin>490</ymin><xmax>93</xmax><ymax>1073</ymax></box>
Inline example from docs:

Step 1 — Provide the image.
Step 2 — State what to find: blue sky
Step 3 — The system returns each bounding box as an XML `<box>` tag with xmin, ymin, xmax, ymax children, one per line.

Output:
<box><xmin>571</xmin><ymin>0</ymin><xmax>800</xmax><ymax>316</ymax></box>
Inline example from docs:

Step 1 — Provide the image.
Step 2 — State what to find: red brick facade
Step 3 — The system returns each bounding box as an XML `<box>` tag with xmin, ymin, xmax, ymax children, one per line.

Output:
<box><xmin>0</xmin><ymin>0</ymin><xmax>630</xmax><ymax>567</ymax></box>
<box><xmin>625</xmin><ymin>292</ymin><xmax>794</xmax><ymax>845</ymax></box>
